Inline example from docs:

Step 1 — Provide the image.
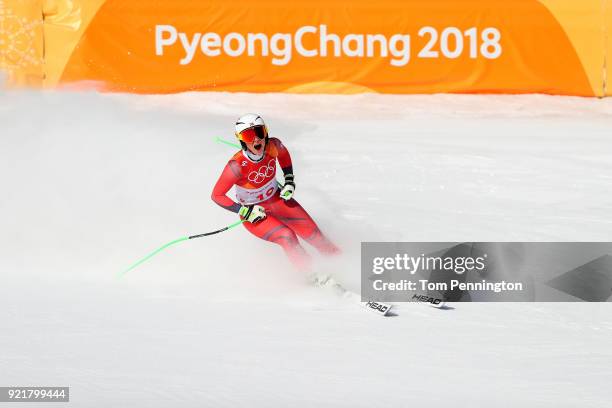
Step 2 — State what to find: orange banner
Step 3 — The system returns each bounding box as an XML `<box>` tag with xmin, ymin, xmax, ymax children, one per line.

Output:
<box><xmin>0</xmin><ymin>0</ymin><xmax>44</xmax><ymax>86</ymax></box>
<box><xmin>2</xmin><ymin>0</ymin><xmax>610</xmax><ymax>96</ymax></box>
<box><xmin>606</xmin><ymin>0</ymin><xmax>612</xmax><ymax>95</ymax></box>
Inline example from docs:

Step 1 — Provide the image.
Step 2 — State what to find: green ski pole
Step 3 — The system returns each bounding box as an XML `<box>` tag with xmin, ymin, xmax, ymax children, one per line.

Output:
<box><xmin>119</xmin><ymin>219</ymin><xmax>245</xmax><ymax>278</ymax></box>
<box><xmin>120</xmin><ymin>137</ymin><xmax>254</xmax><ymax>279</ymax></box>
<box><xmin>214</xmin><ymin>136</ymin><xmax>240</xmax><ymax>149</ymax></box>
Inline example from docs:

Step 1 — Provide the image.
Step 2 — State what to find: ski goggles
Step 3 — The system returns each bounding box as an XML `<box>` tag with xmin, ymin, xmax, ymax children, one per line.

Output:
<box><xmin>238</xmin><ymin>126</ymin><xmax>268</xmax><ymax>143</ymax></box>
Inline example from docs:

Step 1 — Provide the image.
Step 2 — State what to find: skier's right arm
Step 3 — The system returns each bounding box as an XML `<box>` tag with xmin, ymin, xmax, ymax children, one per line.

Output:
<box><xmin>211</xmin><ymin>161</ymin><xmax>242</xmax><ymax>213</ymax></box>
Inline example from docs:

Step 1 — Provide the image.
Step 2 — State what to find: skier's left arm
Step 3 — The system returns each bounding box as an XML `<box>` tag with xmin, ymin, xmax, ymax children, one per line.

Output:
<box><xmin>272</xmin><ymin>138</ymin><xmax>295</xmax><ymax>200</ymax></box>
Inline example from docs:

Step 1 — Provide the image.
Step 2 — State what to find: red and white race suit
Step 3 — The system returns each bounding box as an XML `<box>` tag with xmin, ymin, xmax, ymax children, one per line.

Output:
<box><xmin>211</xmin><ymin>137</ymin><xmax>338</xmax><ymax>270</ymax></box>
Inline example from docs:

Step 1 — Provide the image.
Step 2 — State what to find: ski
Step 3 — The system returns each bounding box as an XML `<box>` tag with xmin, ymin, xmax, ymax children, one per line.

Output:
<box><xmin>361</xmin><ymin>300</ymin><xmax>394</xmax><ymax>316</ymax></box>
<box><xmin>309</xmin><ymin>273</ymin><xmax>395</xmax><ymax>317</ymax></box>
<box><xmin>410</xmin><ymin>293</ymin><xmax>447</xmax><ymax>309</ymax></box>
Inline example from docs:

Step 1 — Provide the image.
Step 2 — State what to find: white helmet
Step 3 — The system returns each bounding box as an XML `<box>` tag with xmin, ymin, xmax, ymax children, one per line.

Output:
<box><xmin>235</xmin><ymin>113</ymin><xmax>266</xmax><ymax>134</ymax></box>
<box><xmin>235</xmin><ymin>113</ymin><xmax>268</xmax><ymax>151</ymax></box>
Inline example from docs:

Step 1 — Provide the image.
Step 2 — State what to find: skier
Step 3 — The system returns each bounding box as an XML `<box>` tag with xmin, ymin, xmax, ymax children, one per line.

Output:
<box><xmin>212</xmin><ymin>114</ymin><xmax>339</xmax><ymax>272</ymax></box>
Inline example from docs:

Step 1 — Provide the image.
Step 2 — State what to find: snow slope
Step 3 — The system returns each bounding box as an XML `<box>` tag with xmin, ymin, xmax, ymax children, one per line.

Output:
<box><xmin>1</xmin><ymin>90</ymin><xmax>612</xmax><ymax>407</ymax></box>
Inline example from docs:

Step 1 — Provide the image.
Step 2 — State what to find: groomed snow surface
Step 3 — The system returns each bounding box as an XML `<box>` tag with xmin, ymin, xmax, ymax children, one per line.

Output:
<box><xmin>1</xmin><ymin>91</ymin><xmax>612</xmax><ymax>407</ymax></box>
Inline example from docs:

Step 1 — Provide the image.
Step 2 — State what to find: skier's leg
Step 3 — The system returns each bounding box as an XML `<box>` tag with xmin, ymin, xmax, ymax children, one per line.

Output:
<box><xmin>242</xmin><ymin>214</ymin><xmax>311</xmax><ymax>271</ymax></box>
<box><xmin>269</xmin><ymin>198</ymin><xmax>340</xmax><ymax>255</ymax></box>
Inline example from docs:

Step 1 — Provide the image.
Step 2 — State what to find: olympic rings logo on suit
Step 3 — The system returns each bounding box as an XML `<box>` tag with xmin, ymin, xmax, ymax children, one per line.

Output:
<box><xmin>248</xmin><ymin>159</ymin><xmax>276</xmax><ymax>184</ymax></box>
